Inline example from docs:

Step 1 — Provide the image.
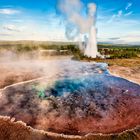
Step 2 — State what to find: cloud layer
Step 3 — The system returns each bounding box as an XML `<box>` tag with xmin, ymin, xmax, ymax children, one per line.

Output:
<box><xmin>0</xmin><ymin>8</ymin><xmax>20</xmax><ymax>15</ymax></box>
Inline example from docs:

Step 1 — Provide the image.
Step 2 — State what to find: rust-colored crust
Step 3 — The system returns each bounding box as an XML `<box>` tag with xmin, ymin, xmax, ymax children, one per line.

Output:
<box><xmin>0</xmin><ymin>116</ymin><xmax>139</xmax><ymax>140</ymax></box>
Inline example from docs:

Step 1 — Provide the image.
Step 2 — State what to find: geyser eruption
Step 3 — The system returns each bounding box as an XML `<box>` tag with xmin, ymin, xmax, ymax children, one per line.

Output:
<box><xmin>84</xmin><ymin>26</ymin><xmax>98</xmax><ymax>58</ymax></box>
<box><xmin>58</xmin><ymin>0</ymin><xmax>99</xmax><ymax>58</ymax></box>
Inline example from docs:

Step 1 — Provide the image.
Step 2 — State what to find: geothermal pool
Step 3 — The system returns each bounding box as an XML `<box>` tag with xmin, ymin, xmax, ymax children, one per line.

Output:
<box><xmin>0</xmin><ymin>59</ymin><xmax>140</xmax><ymax>135</ymax></box>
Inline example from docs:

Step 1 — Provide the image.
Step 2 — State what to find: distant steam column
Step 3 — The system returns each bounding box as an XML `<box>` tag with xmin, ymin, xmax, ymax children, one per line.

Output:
<box><xmin>84</xmin><ymin>26</ymin><xmax>98</xmax><ymax>58</ymax></box>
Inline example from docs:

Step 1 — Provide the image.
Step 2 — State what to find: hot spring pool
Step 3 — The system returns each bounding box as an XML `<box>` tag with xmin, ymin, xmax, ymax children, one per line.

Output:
<box><xmin>0</xmin><ymin>60</ymin><xmax>139</xmax><ymax>136</ymax></box>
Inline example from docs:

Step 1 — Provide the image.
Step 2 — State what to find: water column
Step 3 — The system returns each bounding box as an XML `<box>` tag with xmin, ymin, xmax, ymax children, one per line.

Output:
<box><xmin>84</xmin><ymin>26</ymin><xmax>98</xmax><ymax>58</ymax></box>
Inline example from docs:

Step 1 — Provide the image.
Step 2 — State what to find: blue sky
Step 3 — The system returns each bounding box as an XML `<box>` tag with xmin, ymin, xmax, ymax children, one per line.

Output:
<box><xmin>0</xmin><ymin>0</ymin><xmax>140</xmax><ymax>44</ymax></box>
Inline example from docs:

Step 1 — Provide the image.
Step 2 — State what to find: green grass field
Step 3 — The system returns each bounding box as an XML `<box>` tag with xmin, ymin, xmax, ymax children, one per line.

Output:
<box><xmin>0</xmin><ymin>41</ymin><xmax>140</xmax><ymax>62</ymax></box>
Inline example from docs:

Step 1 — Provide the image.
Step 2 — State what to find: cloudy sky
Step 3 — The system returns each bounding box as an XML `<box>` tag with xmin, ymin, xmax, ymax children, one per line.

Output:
<box><xmin>0</xmin><ymin>0</ymin><xmax>140</xmax><ymax>44</ymax></box>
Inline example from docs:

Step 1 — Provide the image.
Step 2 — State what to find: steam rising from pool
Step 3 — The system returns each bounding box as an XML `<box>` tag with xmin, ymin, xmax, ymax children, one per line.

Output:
<box><xmin>0</xmin><ymin>59</ymin><xmax>140</xmax><ymax>135</ymax></box>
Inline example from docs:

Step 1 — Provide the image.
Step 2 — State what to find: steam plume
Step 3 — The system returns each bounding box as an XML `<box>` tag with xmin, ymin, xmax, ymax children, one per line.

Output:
<box><xmin>58</xmin><ymin>0</ymin><xmax>99</xmax><ymax>58</ymax></box>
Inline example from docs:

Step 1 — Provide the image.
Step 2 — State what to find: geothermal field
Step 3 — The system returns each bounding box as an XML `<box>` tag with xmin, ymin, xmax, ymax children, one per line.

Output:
<box><xmin>0</xmin><ymin>49</ymin><xmax>140</xmax><ymax>140</ymax></box>
<box><xmin>0</xmin><ymin>0</ymin><xmax>140</xmax><ymax>140</ymax></box>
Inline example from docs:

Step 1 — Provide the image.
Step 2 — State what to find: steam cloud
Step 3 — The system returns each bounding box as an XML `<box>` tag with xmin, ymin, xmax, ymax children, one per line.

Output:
<box><xmin>58</xmin><ymin>0</ymin><xmax>99</xmax><ymax>58</ymax></box>
<box><xmin>58</xmin><ymin>0</ymin><xmax>96</xmax><ymax>36</ymax></box>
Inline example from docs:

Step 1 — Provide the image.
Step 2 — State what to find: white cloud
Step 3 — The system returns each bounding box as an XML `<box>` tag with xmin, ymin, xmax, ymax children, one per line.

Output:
<box><xmin>0</xmin><ymin>8</ymin><xmax>20</xmax><ymax>15</ymax></box>
<box><xmin>108</xmin><ymin>10</ymin><xmax>123</xmax><ymax>23</ymax></box>
<box><xmin>3</xmin><ymin>24</ymin><xmax>24</xmax><ymax>32</ymax></box>
<box><xmin>124</xmin><ymin>11</ymin><xmax>133</xmax><ymax>16</ymax></box>
<box><xmin>113</xmin><ymin>10</ymin><xmax>123</xmax><ymax>18</ymax></box>
<box><xmin>118</xmin><ymin>10</ymin><xmax>123</xmax><ymax>17</ymax></box>
<box><xmin>108</xmin><ymin>7</ymin><xmax>134</xmax><ymax>23</ymax></box>
<box><xmin>0</xmin><ymin>20</ymin><xmax>67</xmax><ymax>41</ymax></box>
<box><xmin>125</xmin><ymin>3</ymin><xmax>132</xmax><ymax>10</ymax></box>
<box><xmin>108</xmin><ymin>1</ymin><xmax>133</xmax><ymax>23</ymax></box>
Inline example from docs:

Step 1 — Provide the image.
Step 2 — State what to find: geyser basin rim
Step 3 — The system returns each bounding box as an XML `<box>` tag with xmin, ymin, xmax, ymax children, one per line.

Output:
<box><xmin>0</xmin><ymin>115</ymin><xmax>140</xmax><ymax>138</ymax></box>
